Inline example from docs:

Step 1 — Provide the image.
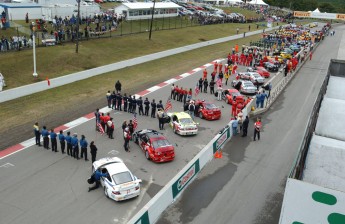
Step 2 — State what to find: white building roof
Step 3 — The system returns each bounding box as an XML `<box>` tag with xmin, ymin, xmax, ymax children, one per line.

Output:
<box><xmin>302</xmin><ymin>134</ymin><xmax>345</xmax><ymax>192</ymax></box>
<box><xmin>121</xmin><ymin>2</ymin><xmax>181</xmax><ymax>10</ymax></box>
<box><xmin>325</xmin><ymin>76</ymin><xmax>345</xmax><ymax>101</ymax></box>
<box><xmin>279</xmin><ymin>178</ymin><xmax>345</xmax><ymax>224</ymax></box>
<box><xmin>315</xmin><ymin>97</ymin><xmax>345</xmax><ymax>142</ymax></box>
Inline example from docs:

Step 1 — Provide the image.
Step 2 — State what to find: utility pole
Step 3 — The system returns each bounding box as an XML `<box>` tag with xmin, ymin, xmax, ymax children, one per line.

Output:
<box><xmin>76</xmin><ymin>0</ymin><xmax>81</xmax><ymax>53</ymax></box>
<box><xmin>32</xmin><ymin>22</ymin><xmax>38</xmax><ymax>78</ymax></box>
<box><xmin>149</xmin><ymin>0</ymin><xmax>156</xmax><ymax>40</ymax></box>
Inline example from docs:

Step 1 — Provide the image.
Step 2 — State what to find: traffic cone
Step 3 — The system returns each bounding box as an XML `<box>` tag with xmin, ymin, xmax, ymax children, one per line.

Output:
<box><xmin>214</xmin><ymin>150</ymin><xmax>223</xmax><ymax>159</ymax></box>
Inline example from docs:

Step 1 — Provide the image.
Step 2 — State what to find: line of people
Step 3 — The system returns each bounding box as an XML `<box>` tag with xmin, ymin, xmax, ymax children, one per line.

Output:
<box><xmin>33</xmin><ymin>122</ymin><xmax>98</xmax><ymax>163</ymax></box>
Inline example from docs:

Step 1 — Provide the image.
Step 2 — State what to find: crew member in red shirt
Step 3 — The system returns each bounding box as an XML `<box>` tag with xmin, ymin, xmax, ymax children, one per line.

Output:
<box><xmin>203</xmin><ymin>69</ymin><xmax>207</xmax><ymax>80</ymax></box>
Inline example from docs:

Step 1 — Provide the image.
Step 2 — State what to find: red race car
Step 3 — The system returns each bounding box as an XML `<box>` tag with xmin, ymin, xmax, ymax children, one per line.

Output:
<box><xmin>221</xmin><ymin>89</ymin><xmax>244</xmax><ymax>105</ymax></box>
<box><xmin>133</xmin><ymin>129</ymin><xmax>175</xmax><ymax>163</ymax></box>
<box><xmin>255</xmin><ymin>66</ymin><xmax>271</xmax><ymax>78</ymax></box>
<box><xmin>195</xmin><ymin>100</ymin><xmax>221</xmax><ymax>120</ymax></box>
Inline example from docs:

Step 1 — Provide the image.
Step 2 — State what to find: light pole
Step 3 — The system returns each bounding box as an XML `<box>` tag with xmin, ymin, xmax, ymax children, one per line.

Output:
<box><xmin>32</xmin><ymin>22</ymin><xmax>38</xmax><ymax>78</ymax></box>
<box><xmin>149</xmin><ymin>0</ymin><xmax>156</xmax><ymax>40</ymax></box>
<box><xmin>76</xmin><ymin>0</ymin><xmax>81</xmax><ymax>53</ymax></box>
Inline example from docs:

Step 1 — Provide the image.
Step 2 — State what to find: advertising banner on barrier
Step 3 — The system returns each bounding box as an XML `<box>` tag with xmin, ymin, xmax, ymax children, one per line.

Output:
<box><xmin>172</xmin><ymin>160</ymin><xmax>200</xmax><ymax>199</ymax></box>
<box><xmin>213</xmin><ymin>127</ymin><xmax>230</xmax><ymax>153</ymax></box>
<box><xmin>337</xmin><ymin>14</ymin><xmax>345</xmax><ymax>20</ymax></box>
<box><xmin>134</xmin><ymin>211</ymin><xmax>150</xmax><ymax>224</ymax></box>
<box><xmin>293</xmin><ymin>11</ymin><xmax>311</xmax><ymax>18</ymax></box>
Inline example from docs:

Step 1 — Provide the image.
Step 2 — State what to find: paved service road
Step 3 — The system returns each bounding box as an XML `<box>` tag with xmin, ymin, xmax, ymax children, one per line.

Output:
<box><xmin>0</xmin><ymin>57</ymin><xmax>271</xmax><ymax>223</ymax></box>
<box><xmin>157</xmin><ymin>25</ymin><xmax>345</xmax><ymax>224</ymax></box>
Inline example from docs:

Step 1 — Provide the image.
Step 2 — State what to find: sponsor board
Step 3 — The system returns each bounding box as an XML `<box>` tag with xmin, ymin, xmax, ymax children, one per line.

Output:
<box><xmin>337</xmin><ymin>14</ymin><xmax>345</xmax><ymax>20</ymax></box>
<box><xmin>293</xmin><ymin>11</ymin><xmax>311</xmax><ymax>18</ymax></box>
<box><xmin>134</xmin><ymin>211</ymin><xmax>150</xmax><ymax>224</ymax></box>
<box><xmin>172</xmin><ymin>160</ymin><xmax>200</xmax><ymax>198</ymax></box>
<box><xmin>213</xmin><ymin>127</ymin><xmax>230</xmax><ymax>153</ymax></box>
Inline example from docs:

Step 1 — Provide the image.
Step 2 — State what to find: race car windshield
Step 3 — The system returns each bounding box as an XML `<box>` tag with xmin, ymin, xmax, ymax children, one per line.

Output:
<box><xmin>205</xmin><ymin>103</ymin><xmax>217</xmax><ymax>109</ymax></box>
<box><xmin>180</xmin><ymin>118</ymin><xmax>193</xmax><ymax>124</ymax></box>
<box><xmin>152</xmin><ymin>139</ymin><xmax>171</xmax><ymax>149</ymax></box>
<box><xmin>232</xmin><ymin>92</ymin><xmax>241</xmax><ymax>96</ymax></box>
<box><xmin>112</xmin><ymin>171</ymin><xmax>133</xmax><ymax>185</ymax></box>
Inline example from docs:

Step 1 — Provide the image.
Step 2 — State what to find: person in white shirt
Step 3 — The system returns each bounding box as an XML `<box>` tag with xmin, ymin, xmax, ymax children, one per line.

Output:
<box><xmin>217</xmin><ymin>85</ymin><xmax>223</xmax><ymax>101</ymax></box>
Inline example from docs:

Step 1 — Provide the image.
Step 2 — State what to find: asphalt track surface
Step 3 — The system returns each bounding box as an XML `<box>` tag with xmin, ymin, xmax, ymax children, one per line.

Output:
<box><xmin>0</xmin><ymin>60</ymin><xmax>274</xmax><ymax>223</ymax></box>
<box><xmin>157</xmin><ymin>24</ymin><xmax>344</xmax><ymax>224</ymax></box>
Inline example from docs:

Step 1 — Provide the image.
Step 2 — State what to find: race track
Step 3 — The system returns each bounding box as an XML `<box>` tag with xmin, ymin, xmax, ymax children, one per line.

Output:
<box><xmin>157</xmin><ymin>24</ymin><xmax>344</xmax><ymax>224</ymax></box>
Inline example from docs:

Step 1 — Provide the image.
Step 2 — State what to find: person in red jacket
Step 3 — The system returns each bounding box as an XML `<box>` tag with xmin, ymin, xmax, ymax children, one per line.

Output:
<box><xmin>103</xmin><ymin>113</ymin><xmax>111</xmax><ymax>135</ymax></box>
<box><xmin>235</xmin><ymin>54</ymin><xmax>239</xmax><ymax>64</ymax></box>
<box><xmin>309</xmin><ymin>51</ymin><xmax>312</xmax><ymax>60</ymax></box>
<box><xmin>203</xmin><ymin>69</ymin><xmax>207</xmax><ymax>80</ymax></box>
<box><xmin>214</xmin><ymin>61</ymin><xmax>218</xmax><ymax>72</ymax></box>
<box><xmin>218</xmin><ymin>63</ymin><xmax>223</xmax><ymax>74</ymax></box>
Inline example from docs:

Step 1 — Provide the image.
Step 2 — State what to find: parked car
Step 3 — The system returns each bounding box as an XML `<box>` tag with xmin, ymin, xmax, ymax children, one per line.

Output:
<box><xmin>133</xmin><ymin>129</ymin><xmax>175</xmax><ymax>162</ymax></box>
<box><xmin>92</xmin><ymin>157</ymin><xmax>141</xmax><ymax>201</ymax></box>
<box><xmin>195</xmin><ymin>100</ymin><xmax>221</xmax><ymax>120</ymax></box>
<box><xmin>167</xmin><ymin>112</ymin><xmax>198</xmax><ymax>135</ymax></box>
<box><xmin>231</xmin><ymin>80</ymin><xmax>257</xmax><ymax>95</ymax></box>
<box><xmin>263</xmin><ymin>61</ymin><xmax>279</xmax><ymax>72</ymax></box>
<box><xmin>247</xmin><ymin>67</ymin><xmax>270</xmax><ymax>78</ymax></box>
<box><xmin>41</xmin><ymin>34</ymin><xmax>56</xmax><ymax>46</ymax></box>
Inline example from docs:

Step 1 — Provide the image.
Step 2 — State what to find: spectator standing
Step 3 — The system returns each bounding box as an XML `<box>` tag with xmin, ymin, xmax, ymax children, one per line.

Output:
<box><xmin>50</xmin><ymin>129</ymin><xmax>58</xmax><ymax>152</ymax></box>
<box><xmin>260</xmin><ymin>91</ymin><xmax>268</xmax><ymax>108</ymax></box>
<box><xmin>224</xmin><ymin>72</ymin><xmax>230</xmax><ymax>86</ymax></box>
<box><xmin>41</xmin><ymin>126</ymin><xmax>50</xmax><ymax>149</ymax></box>
<box><xmin>241</xmin><ymin>116</ymin><xmax>249</xmax><ymax>137</ymax></box>
<box><xmin>203</xmin><ymin>79</ymin><xmax>209</xmax><ymax>93</ymax></box>
<box><xmin>117</xmin><ymin>93</ymin><xmax>122</xmax><ymax>111</ymax></box>
<box><xmin>151</xmin><ymin>99</ymin><xmax>157</xmax><ymax>118</ymax></box>
<box><xmin>123</xmin><ymin>128</ymin><xmax>131</xmax><ymax>152</ymax></box>
<box><xmin>144</xmin><ymin>98</ymin><xmax>150</xmax><ymax>116</ymax></box>
<box><xmin>170</xmin><ymin>84</ymin><xmax>175</xmax><ymax>99</ymax></box>
<box><xmin>71</xmin><ymin>133</ymin><xmax>79</xmax><ymax>159</ymax></box>
<box><xmin>33</xmin><ymin>122</ymin><xmax>41</xmax><ymax>146</ymax></box>
<box><xmin>209</xmin><ymin>79</ymin><xmax>215</xmax><ymax>94</ymax></box>
<box><xmin>115</xmin><ymin>80</ymin><xmax>121</xmax><ymax>93</ymax></box>
<box><xmin>107</xmin><ymin>118</ymin><xmax>114</xmax><ymax>139</ymax></box>
<box><xmin>58</xmin><ymin>130</ymin><xmax>65</xmax><ymax>154</ymax></box>
<box><xmin>80</xmin><ymin>135</ymin><xmax>89</xmax><ymax>161</ymax></box>
<box><xmin>123</xmin><ymin>93</ymin><xmax>128</xmax><ymax>112</ymax></box>
<box><xmin>188</xmin><ymin>101</ymin><xmax>195</xmax><ymax>121</ymax></box>
<box><xmin>137</xmin><ymin>97</ymin><xmax>144</xmax><ymax>115</ymax></box>
<box><xmin>254</xmin><ymin>118</ymin><xmax>262</xmax><ymax>141</ymax></box>
<box><xmin>217</xmin><ymin>85</ymin><xmax>223</xmax><ymax>101</ymax></box>
<box><xmin>65</xmin><ymin>131</ymin><xmax>72</xmax><ymax>156</ymax></box>
<box><xmin>106</xmin><ymin>91</ymin><xmax>111</xmax><ymax>108</ymax></box>
<box><xmin>232</xmin><ymin>118</ymin><xmax>238</xmax><ymax>136</ymax></box>
<box><xmin>90</xmin><ymin>141</ymin><xmax>97</xmax><ymax>163</ymax></box>
<box><xmin>198</xmin><ymin>78</ymin><xmax>203</xmax><ymax>92</ymax></box>
<box><xmin>157</xmin><ymin>109</ymin><xmax>165</xmax><ymax>130</ymax></box>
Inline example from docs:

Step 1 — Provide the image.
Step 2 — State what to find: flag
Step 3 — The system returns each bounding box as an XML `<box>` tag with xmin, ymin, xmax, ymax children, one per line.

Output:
<box><xmin>194</xmin><ymin>82</ymin><xmax>199</xmax><ymax>97</ymax></box>
<box><xmin>97</xmin><ymin>122</ymin><xmax>104</xmax><ymax>135</ymax></box>
<box><xmin>46</xmin><ymin>77</ymin><xmax>50</xmax><ymax>86</ymax></box>
<box><xmin>133</xmin><ymin>113</ymin><xmax>138</xmax><ymax>130</ymax></box>
<box><xmin>164</xmin><ymin>97</ymin><xmax>172</xmax><ymax>112</ymax></box>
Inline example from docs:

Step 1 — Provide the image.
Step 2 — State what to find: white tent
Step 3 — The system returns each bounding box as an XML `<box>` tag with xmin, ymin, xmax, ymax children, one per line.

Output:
<box><xmin>227</xmin><ymin>0</ymin><xmax>242</xmax><ymax>3</ymax></box>
<box><xmin>313</xmin><ymin>8</ymin><xmax>320</xmax><ymax>13</ymax></box>
<box><xmin>248</xmin><ymin>0</ymin><xmax>268</xmax><ymax>5</ymax></box>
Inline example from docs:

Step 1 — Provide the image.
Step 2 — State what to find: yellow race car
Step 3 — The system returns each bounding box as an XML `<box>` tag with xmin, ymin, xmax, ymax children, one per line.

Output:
<box><xmin>280</xmin><ymin>52</ymin><xmax>292</xmax><ymax>59</ymax></box>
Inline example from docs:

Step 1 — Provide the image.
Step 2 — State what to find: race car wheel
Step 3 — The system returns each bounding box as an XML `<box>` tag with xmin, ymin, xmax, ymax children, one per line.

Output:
<box><xmin>145</xmin><ymin>151</ymin><xmax>150</xmax><ymax>160</ymax></box>
<box><xmin>104</xmin><ymin>187</ymin><xmax>109</xmax><ymax>198</ymax></box>
<box><xmin>199</xmin><ymin>112</ymin><xmax>204</xmax><ymax>119</ymax></box>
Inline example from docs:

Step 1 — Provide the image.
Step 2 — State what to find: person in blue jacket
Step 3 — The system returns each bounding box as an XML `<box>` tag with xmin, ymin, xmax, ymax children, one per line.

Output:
<box><xmin>50</xmin><ymin>129</ymin><xmax>58</xmax><ymax>152</ymax></box>
<box><xmin>80</xmin><ymin>135</ymin><xmax>89</xmax><ymax>161</ymax></box>
<box><xmin>65</xmin><ymin>131</ymin><xmax>72</xmax><ymax>156</ymax></box>
<box><xmin>88</xmin><ymin>169</ymin><xmax>109</xmax><ymax>192</ymax></box>
<box><xmin>41</xmin><ymin>126</ymin><xmax>50</xmax><ymax>149</ymax></box>
<box><xmin>58</xmin><ymin>130</ymin><xmax>65</xmax><ymax>154</ymax></box>
<box><xmin>71</xmin><ymin>133</ymin><xmax>79</xmax><ymax>160</ymax></box>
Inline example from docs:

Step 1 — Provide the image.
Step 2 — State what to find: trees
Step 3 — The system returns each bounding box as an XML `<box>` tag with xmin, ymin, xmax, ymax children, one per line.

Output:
<box><xmin>318</xmin><ymin>2</ymin><xmax>336</xmax><ymax>13</ymax></box>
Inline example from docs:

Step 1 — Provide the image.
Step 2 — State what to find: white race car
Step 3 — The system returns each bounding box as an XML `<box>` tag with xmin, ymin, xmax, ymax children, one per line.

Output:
<box><xmin>92</xmin><ymin>157</ymin><xmax>142</xmax><ymax>201</ymax></box>
<box><xmin>167</xmin><ymin>112</ymin><xmax>198</xmax><ymax>135</ymax></box>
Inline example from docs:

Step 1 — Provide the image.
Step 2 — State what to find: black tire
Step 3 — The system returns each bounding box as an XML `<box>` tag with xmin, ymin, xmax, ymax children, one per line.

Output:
<box><xmin>145</xmin><ymin>151</ymin><xmax>150</xmax><ymax>160</ymax></box>
<box><xmin>104</xmin><ymin>187</ymin><xmax>109</xmax><ymax>198</ymax></box>
<box><xmin>199</xmin><ymin>112</ymin><xmax>203</xmax><ymax>119</ymax></box>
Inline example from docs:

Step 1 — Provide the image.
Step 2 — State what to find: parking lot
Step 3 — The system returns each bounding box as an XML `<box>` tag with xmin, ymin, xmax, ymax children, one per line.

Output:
<box><xmin>0</xmin><ymin>60</ymin><xmax>275</xmax><ymax>224</ymax></box>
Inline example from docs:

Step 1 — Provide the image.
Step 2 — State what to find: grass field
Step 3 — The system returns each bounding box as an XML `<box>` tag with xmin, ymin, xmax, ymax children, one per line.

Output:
<box><xmin>0</xmin><ymin>21</ymin><xmax>283</xmax><ymax>89</ymax></box>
